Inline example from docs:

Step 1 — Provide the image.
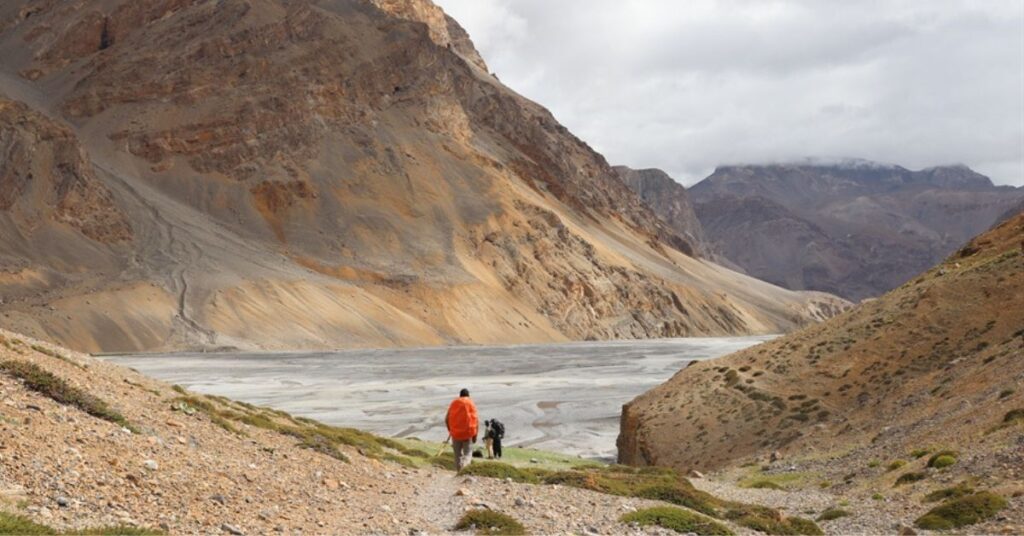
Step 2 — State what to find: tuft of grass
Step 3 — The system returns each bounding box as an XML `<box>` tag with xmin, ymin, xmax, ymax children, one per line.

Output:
<box><xmin>886</xmin><ymin>460</ymin><xmax>906</xmax><ymax>472</ymax></box>
<box><xmin>816</xmin><ymin>509</ymin><xmax>851</xmax><ymax>522</ymax></box>
<box><xmin>730</xmin><ymin>511</ymin><xmax>823</xmax><ymax>536</ymax></box>
<box><xmin>867</xmin><ymin>460</ymin><xmax>880</xmax><ymax>468</ymax></box>
<box><xmin>0</xmin><ymin>513</ymin><xmax>163</xmax><ymax>535</ymax></box>
<box><xmin>745</xmin><ymin>480</ymin><xmax>784</xmax><ymax>490</ymax></box>
<box><xmin>895</xmin><ymin>472</ymin><xmax>928</xmax><ymax>486</ymax></box>
<box><xmin>622</xmin><ymin>506</ymin><xmax>733</xmax><ymax>535</ymax></box>
<box><xmin>454</xmin><ymin>509</ymin><xmax>525</xmax><ymax>535</ymax></box>
<box><xmin>30</xmin><ymin>344</ymin><xmax>85</xmax><ymax>369</ymax></box>
<box><xmin>999</xmin><ymin>389</ymin><xmax>1015</xmax><ymax>399</ymax></box>
<box><xmin>0</xmin><ymin>512</ymin><xmax>54</xmax><ymax>535</ymax></box>
<box><xmin>171</xmin><ymin>384</ymin><xmax>187</xmax><ymax>395</ymax></box>
<box><xmin>924</xmin><ymin>483</ymin><xmax>975</xmax><ymax>503</ymax></box>
<box><xmin>914</xmin><ymin>492</ymin><xmax>1007</xmax><ymax>530</ymax></box>
<box><xmin>871</xmin><ymin>493</ymin><xmax>884</xmax><ymax>501</ymax></box>
<box><xmin>909</xmin><ymin>448</ymin><xmax>930</xmax><ymax>459</ymax></box>
<box><xmin>0</xmin><ymin>360</ymin><xmax>132</xmax><ymax>430</ymax></box>
<box><xmin>927</xmin><ymin>450</ymin><xmax>958</xmax><ymax>468</ymax></box>
<box><xmin>1004</xmin><ymin>409</ymin><xmax>1024</xmax><ymax>423</ymax></box>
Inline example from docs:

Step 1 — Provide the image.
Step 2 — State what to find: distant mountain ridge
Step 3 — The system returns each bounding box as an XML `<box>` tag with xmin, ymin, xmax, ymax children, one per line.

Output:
<box><xmin>688</xmin><ymin>161</ymin><xmax>1022</xmax><ymax>300</ymax></box>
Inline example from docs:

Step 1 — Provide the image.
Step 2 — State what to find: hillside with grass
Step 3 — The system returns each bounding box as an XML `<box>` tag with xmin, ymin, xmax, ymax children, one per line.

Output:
<box><xmin>0</xmin><ymin>326</ymin><xmax>845</xmax><ymax>535</ymax></box>
<box><xmin>619</xmin><ymin>212</ymin><xmax>1024</xmax><ymax>533</ymax></box>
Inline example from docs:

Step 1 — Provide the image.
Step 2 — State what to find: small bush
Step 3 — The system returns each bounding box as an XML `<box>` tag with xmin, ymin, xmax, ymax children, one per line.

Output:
<box><xmin>924</xmin><ymin>484</ymin><xmax>975</xmax><ymax>503</ymax></box>
<box><xmin>999</xmin><ymin>389</ymin><xmax>1015</xmax><ymax>399</ymax></box>
<box><xmin>460</xmin><ymin>462</ymin><xmax>542</xmax><ymax>483</ymax></box>
<box><xmin>816</xmin><ymin>509</ymin><xmax>851</xmax><ymax>522</ymax></box>
<box><xmin>746</xmin><ymin>480</ymin><xmax>784</xmax><ymax>490</ymax></box>
<box><xmin>914</xmin><ymin>492</ymin><xmax>1007</xmax><ymax>530</ymax></box>
<box><xmin>454</xmin><ymin>509</ymin><xmax>525</xmax><ymax>535</ymax></box>
<box><xmin>871</xmin><ymin>493</ymin><xmax>884</xmax><ymax>501</ymax></box>
<box><xmin>0</xmin><ymin>513</ymin><xmax>163</xmax><ymax>535</ymax></box>
<box><xmin>1004</xmin><ymin>409</ymin><xmax>1024</xmax><ymax>423</ymax></box>
<box><xmin>622</xmin><ymin>506</ymin><xmax>733</xmax><ymax>535</ymax></box>
<box><xmin>733</xmin><ymin>512</ymin><xmax>823</xmax><ymax>535</ymax></box>
<box><xmin>0</xmin><ymin>360</ymin><xmax>132</xmax><ymax>429</ymax></box>
<box><xmin>930</xmin><ymin>455</ymin><xmax>957</xmax><ymax>469</ymax></box>
<box><xmin>867</xmin><ymin>460</ymin><xmax>880</xmax><ymax>468</ymax></box>
<box><xmin>895</xmin><ymin>472</ymin><xmax>927</xmax><ymax>486</ymax></box>
<box><xmin>909</xmin><ymin>448</ymin><xmax>930</xmax><ymax>459</ymax></box>
<box><xmin>927</xmin><ymin>450</ymin><xmax>958</xmax><ymax>468</ymax></box>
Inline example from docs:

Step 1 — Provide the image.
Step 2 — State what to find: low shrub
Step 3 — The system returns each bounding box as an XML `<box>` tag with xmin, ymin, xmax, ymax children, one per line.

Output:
<box><xmin>621</xmin><ymin>506</ymin><xmax>733</xmax><ymax>535</ymax></box>
<box><xmin>924</xmin><ymin>484</ymin><xmax>975</xmax><ymax>503</ymax></box>
<box><xmin>0</xmin><ymin>512</ymin><xmax>163</xmax><ymax>535</ymax></box>
<box><xmin>0</xmin><ymin>360</ymin><xmax>132</xmax><ymax>430</ymax></box>
<box><xmin>746</xmin><ymin>480</ymin><xmax>784</xmax><ymax>490</ymax></box>
<box><xmin>454</xmin><ymin>509</ymin><xmax>525</xmax><ymax>535</ymax></box>
<box><xmin>1005</xmin><ymin>409</ymin><xmax>1024</xmax><ymax>423</ymax></box>
<box><xmin>895</xmin><ymin>472</ymin><xmax>927</xmax><ymax>486</ymax></box>
<box><xmin>816</xmin><ymin>509</ymin><xmax>851</xmax><ymax>522</ymax></box>
<box><xmin>927</xmin><ymin>450</ymin><xmax>958</xmax><ymax>468</ymax></box>
<box><xmin>914</xmin><ymin>492</ymin><xmax>1007</xmax><ymax>530</ymax></box>
<box><xmin>909</xmin><ymin>448</ymin><xmax>930</xmax><ymax>459</ymax></box>
<box><xmin>886</xmin><ymin>460</ymin><xmax>906</xmax><ymax>472</ymax></box>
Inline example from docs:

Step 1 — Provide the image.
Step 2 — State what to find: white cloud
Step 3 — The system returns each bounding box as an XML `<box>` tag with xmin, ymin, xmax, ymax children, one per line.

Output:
<box><xmin>436</xmin><ymin>0</ymin><xmax>1024</xmax><ymax>186</ymax></box>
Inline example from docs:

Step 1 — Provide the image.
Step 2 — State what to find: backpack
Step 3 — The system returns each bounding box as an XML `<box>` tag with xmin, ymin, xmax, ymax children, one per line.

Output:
<box><xmin>491</xmin><ymin>419</ymin><xmax>505</xmax><ymax>439</ymax></box>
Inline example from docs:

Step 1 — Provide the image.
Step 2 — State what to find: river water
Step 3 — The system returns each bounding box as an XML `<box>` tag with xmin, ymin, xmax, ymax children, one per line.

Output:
<box><xmin>109</xmin><ymin>336</ymin><xmax>769</xmax><ymax>460</ymax></box>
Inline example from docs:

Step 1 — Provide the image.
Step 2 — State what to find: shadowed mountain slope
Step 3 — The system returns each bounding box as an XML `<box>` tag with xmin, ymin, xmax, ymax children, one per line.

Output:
<box><xmin>690</xmin><ymin>161</ymin><xmax>1022</xmax><ymax>300</ymax></box>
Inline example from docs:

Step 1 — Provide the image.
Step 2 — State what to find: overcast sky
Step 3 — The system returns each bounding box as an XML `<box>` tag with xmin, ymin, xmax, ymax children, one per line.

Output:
<box><xmin>435</xmin><ymin>0</ymin><xmax>1024</xmax><ymax>186</ymax></box>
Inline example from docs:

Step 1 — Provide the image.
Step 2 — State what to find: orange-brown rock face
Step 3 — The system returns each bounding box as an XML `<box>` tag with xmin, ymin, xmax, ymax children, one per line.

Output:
<box><xmin>0</xmin><ymin>0</ymin><xmax>843</xmax><ymax>352</ymax></box>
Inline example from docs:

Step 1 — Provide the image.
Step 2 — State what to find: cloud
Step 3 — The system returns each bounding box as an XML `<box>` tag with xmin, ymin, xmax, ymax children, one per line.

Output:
<box><xmin>435</xmin><ymin>0</ymin><xmax>1024</xmax><ymax>186</ymax></box>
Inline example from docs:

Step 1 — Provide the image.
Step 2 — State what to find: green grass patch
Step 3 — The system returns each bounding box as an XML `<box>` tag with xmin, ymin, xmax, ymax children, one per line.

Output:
<box><xmin>168</xmin><ymin>394</ymin><xmax>432</xmax><ymax>467</ymax></box>
<box><xmin>745</xmin><ymin>480</ymin><xmax>784</xmax><ymax>490</ymax></box>
<box><xmin>622</xmin><ymin>506</ymin><xmax>733</xmax><ymax>535</ymax></box>
<box><xmin>462</xmin><ymin>461</ymin><xmax>820</xmax><ymax>534</ymax></box>
<box><xmin>0</xmin><ymin>360</ymin><xmax>133</xmax><ymax>430</ymax></box>
<box><xmin>894</xmin><ymin>472</ymin><xmax>928</xmax><ymax>486</ymax></box>
<box><xmin>927</xmin><ymin>450</ymin><xmax>958</xmax><ymax>468</ymax></box>
<box><xmin>454</xmin><ymin>509</ymin><xmax>525</xmax><ymax>535</ymax></box>
<box><xmin>914</xmin><ymin>492</ymin><xmax>1007</xmax><ymax>530</ymax></box>
<box><xmin>0</xmin><ymin>512</ymin><xmax>163</xmax><ymax>535</ymax></box>
<box><xmin>815</xmin><ymin>509</ymin><xmax>850</xmax><ymax>522</ymax></box>
<box><xmin>909</xmin><ymin>448</ymin><xmax>930</xmax><ymax>459</ymax></box>
<box><xmin>924</xmin><ymin>483</ymin><xmax>975</xmax><ymax>503</ymax></box>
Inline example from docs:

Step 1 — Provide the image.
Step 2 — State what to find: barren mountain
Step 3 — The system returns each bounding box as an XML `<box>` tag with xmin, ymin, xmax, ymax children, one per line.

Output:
<box><xmin>0</xmin><ymin>0</ymin><xmax>844</xmax><ymax>353</ymax></box>
<box><xmin>619</xmin><ymin>213</ymin><xmax>1024</xmax><ymax>489</ymax></box>
<box><xmin>690</xmin><ymin>161</ymin><xmax>1023</xmax><ymax>300</ymax></box>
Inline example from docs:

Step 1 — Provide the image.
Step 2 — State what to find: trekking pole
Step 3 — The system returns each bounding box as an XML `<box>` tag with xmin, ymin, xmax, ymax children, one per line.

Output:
<box><xmin>435</xmin><ymin>434</ymin><xmax>451</xmax><ymax>457</ymax></box>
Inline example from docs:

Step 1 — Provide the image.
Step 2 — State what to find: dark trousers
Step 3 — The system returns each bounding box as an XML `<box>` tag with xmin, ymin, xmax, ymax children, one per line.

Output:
<box><xmin>493</xmin><ymin>436</ymin><xmax>502</xmax><ymax>458</ymax></box>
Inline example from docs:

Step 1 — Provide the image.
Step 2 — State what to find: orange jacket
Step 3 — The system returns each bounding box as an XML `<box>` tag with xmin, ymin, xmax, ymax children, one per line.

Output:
<box><xmin>446</xmin><ymin>397</ymin><xmax>479</xmax><ymax>441</ymax></box>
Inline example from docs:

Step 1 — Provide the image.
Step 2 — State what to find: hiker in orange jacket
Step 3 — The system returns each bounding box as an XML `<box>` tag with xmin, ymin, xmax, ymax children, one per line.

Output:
<box><xmin>446</xmin><ymin>388</ymin><xmax>479</xmax><ymax>470</ymax></box>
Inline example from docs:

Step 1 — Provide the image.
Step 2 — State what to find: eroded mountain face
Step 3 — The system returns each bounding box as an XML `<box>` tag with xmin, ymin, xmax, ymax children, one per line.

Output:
<box><xmin>613</xmin><ymin>166</ymin><xmax>711</xmax><ymax>260</ymax></box>
<box><xmin>0</xmin><ymin>0</ymin><xmax>843</xmax><ymax>352</ymax></box>
<box><xmin>619</xmin><ymin>213</ymin><xmax>1024</xmax><ymax>477</ymax></box>
<box><xmin>690</xmin><ymin>162</ymin><xmax>1023</xmax><ymax>301</ymax></box>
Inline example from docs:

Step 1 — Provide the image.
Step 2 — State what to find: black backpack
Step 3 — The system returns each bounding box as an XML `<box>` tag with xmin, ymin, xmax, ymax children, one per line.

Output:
<box><xmin>491</xmin><ymin>419</ymin><xmax>505</xmax><ymax>439</ymax></box>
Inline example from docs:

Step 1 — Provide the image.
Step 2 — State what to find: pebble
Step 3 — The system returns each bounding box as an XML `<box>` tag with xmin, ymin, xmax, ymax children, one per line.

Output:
<box><xmin>55</xmin><ymin>496</ymin><xmax>69</xmax><ymax>507</ymax></box>
<box><xmin>221</xmin><ymin>523</ymin><xmax>244</xmax><ymax>535</ymax></box>
<box><xmin>143</xmin><ymin>459</ymin><xmax>158</xmax><ymax>471</ymax></box>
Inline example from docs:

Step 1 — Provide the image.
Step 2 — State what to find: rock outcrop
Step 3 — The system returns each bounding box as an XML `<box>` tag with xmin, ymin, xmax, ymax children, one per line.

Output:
<box><xmin>690</xmin><ymin>160</ymin><xmax>1023</xmax><ymax>300</ymax></box>
<box><xmin>613</xmin><ymin>166</ymin><xmax>715</xmax><ymax>260</ymax></box>
<box><xmin>0</xmin><ymin>0</ymin><xmax>843</xmax><ymax>352</ymax></box>
<box><xmin>619</xmin><ymin>213</ymin><xmax>1024</xmax><ymax>478</ymax></box>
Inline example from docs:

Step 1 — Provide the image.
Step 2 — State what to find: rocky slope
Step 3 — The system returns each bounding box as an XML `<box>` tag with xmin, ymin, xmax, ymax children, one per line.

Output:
<box><xmin>690</xmin><ymin>160</ymin><xmax>1023</xmax><ymax>301</ymax></box>
<box><xmin>619</xmin><ymin>213</ymin><xmax>1024</xmax><ymax>518</ymax></box>
<box><xmin>0</xmin><ymin>0</ymin><xmax>843</xmax><ymax>353</ymax></box>
<box><xmin>614</xmin><ymin>166</ymin><xmax>715</xmax><ymax>260</ymax></box>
